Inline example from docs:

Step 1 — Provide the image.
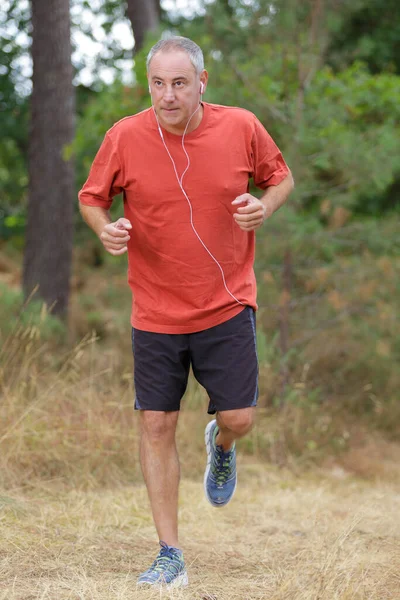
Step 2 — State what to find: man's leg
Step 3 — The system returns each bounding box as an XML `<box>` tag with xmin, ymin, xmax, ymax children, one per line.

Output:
<box><xmin>216</xmin><ymin>406</ymin><xmax>255</xmax><ymax>451</ymax></box>
<box><xmin>190</xmin><ymin>307</ymin><xmax>259</xmax><ymax>507</ymax></box>
<box><xmin>139</xmin><ymin>410</ymin><xmax>180</xmax><ymax>548</ymax></box>
<box><xmin>202</xmin><ymin>407</ymin><xmax>255</xmax><ymax>506</ymax></box>
<box><xmin>132</xmin><ymin>328</ymin><xmax>189</xmax><ymax>587</ymax></box>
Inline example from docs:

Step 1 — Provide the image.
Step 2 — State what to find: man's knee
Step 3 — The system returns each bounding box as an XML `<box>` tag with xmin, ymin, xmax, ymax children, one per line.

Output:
<box><xmin>140</xmin><ymin>410</ymin><xmax>179</xmax><ymax>443</ymax></box>
<box><xmin>217</xmin><ymin>407</ymin><xmax>255</xmax><ymax>436</ymax></box>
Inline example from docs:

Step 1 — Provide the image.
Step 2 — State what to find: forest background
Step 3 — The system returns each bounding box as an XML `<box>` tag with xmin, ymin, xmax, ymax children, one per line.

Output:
<box><xmin>0</xmin><ymin>1</ymin><xmax>400</xmax><ymax>597</ymax></box>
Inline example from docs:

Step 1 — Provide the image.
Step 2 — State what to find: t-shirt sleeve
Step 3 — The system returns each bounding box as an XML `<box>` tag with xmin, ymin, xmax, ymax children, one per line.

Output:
<box><xmin>78</xmin><ymin>132</ymin><xmax>124</xmax><ymax>208</ymax></box>
<box><xmin>251</xmin><ymin>117</ymin><xmax>290</xmax><ymax>189</ymax></box>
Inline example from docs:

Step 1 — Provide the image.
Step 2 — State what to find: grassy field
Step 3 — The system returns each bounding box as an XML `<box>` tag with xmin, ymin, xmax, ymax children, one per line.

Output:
<box><xmin>1</xmin><ymin>465</ymin><xmax>400</xmax><ymax>599</ymax></box>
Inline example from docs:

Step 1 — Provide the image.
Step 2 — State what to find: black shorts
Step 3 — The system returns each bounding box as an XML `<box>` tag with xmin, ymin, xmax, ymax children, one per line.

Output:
<box><xmin>131</xmin><ymin>306</ymin><xmax>258</xmax><ymax>414</ymax></box>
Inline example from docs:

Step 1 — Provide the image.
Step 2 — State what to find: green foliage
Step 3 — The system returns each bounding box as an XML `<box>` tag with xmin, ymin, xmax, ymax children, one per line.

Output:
<box><xmin>300</xmin><ymin>63</ymin><xmax>400</xmax><ymax>211</ymax></box>
<box><xmin>0</xmin><ymin>210</ymin><xmax>25</xmax><ymax>244</ymax></box>
<box><xmin>175</xmin><ymin>3</ymin><xmax>400</xmax><ymax>214</ymax></box>
<box><xmin>0</xmin><ymin>283</ymin><xmax>66</xmax><ymax>343</ymax></box>
<box><xmin>252</xmin><ymin>208</ymin><xmax>400</xmax><ymax>426</ymax></box>
<box><xmin>327</xmin><ymin>0</ymin><xmax>400</xmax><ymax>74</ymax></box>
<box><xmin>0</xmin><ymin>1</ymin><xmax>30</xmax><ymax>217</ymax></box>
<box><xmin>0</xmin><ymin>137</ymin><xmax>28</xmax><ymax>221</ymax></box>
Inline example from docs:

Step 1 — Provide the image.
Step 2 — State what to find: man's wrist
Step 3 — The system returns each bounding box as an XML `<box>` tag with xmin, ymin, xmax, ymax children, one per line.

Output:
<box><xmin>261</xmin><ymin>198</ymin><xmax>271</xmax><ymax>221</ymax></box>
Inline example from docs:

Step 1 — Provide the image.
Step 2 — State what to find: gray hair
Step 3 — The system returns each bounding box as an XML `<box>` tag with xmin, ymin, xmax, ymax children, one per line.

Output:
<box><xmin>146</xmin><ymin>36</ymin><xmax>204</xmax><ymax>74</ymax></box>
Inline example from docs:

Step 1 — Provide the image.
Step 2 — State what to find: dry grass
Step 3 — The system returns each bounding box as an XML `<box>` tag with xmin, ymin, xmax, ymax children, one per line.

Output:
<box><xmin>2</xmin><ymin>323</ymin><xmax>397</xmax><ymax>492</ymax></box>
<box><xmin>1</xmin><ymin>468</ymin><xmax>400</xmax><ymax>599</ymax></box>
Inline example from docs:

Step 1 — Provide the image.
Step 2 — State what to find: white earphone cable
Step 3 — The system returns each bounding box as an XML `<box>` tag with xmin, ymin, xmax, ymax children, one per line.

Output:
<box><xmin>153</xmin><ymin>101</ymin><xmax>244</xmax><ymax>307</ymax></box>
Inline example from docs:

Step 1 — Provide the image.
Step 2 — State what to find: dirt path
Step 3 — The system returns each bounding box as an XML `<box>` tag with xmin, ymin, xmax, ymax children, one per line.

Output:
<box><xmin>1</xmin><ymin>465</ymin><xmax>399</xmax><ymax>600</ymax></box>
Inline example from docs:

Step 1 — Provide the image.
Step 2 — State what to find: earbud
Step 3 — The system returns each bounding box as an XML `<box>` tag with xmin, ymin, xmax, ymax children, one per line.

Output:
<box><xmin>200</xmin><ymin>82</ymin><xmax>205</xmax><ymax>94</ymax></box>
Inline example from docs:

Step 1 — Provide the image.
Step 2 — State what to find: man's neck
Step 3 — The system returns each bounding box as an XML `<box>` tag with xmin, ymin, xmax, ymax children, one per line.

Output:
<box><xmin>162</xmin><ymin>103</ymin><xmax>204</xmax><ymax>136</ymax></box>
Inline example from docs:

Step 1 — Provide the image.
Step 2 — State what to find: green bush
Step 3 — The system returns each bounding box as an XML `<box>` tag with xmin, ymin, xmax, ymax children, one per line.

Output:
<box><xmin>0</xmin><ymin>284</ymin><xmax>66</xmax><ymax>343</ymax></box>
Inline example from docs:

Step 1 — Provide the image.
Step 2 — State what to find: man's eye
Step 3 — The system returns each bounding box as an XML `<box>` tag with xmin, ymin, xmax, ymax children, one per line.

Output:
<box><xmin>175</xmin><ymin>81</ymin><xmax>183</xmax><ymax>87</ymax></box>
<box><xmin>155</xmin><ymin>81</ymin><xmax>162</xmax><ymax>86</ymax></box>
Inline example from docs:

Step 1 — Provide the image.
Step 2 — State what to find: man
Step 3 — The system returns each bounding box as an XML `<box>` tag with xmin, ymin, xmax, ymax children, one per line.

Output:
<box><xmin>79</xmin><ymin>36</ymin><xmax>294</xmax><ymax>588</ymax></box>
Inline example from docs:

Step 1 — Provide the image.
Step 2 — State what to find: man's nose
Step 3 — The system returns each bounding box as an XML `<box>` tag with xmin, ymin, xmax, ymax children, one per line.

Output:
<box><xmin>163</xmin><ymin>86</ymin><xmax>175</xmax><ymax>101</ymax></box>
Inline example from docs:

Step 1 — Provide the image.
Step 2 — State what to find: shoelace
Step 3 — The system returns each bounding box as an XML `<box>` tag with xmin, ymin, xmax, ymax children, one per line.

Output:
<box><xmin>212</xmin><ymin>446</ymin><xmax>234</xmax><ymax>487</ymax></box>
<box><xmin>150</xmin><ymin>542</ymin><xmax>182</xmax><ymax>575</ymax></box>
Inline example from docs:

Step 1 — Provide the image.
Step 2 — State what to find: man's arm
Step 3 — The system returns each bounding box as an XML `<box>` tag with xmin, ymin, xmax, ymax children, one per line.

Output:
<box><xmin>259</xmin><ymin>171</ymin><xmax>294</xmax><ymax>219</ymax></box>
<box><xmin>79</xmin><ymin>204</ymin><xmax>132</xmax><ymax>256</ymax></box>
<box><xmin>232</xmin><ymin>172</ymin><xmax>294</xmax><ymax>232</ymax></box>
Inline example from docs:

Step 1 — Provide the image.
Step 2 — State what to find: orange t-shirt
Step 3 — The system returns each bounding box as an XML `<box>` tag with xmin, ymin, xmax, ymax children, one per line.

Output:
<box><xmin>78</xmin><ymin>102</ymin><xmax>290</xmax><ymax>333</ymax></box>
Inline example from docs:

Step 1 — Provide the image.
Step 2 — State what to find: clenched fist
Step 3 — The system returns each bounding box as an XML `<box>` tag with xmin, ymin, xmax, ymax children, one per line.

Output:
<box><xmin>232</xmin><ymin>194</ymin><xmax>267</xmax><ymax>231</ymax></box>
<box><xmin>100</xmin><ymin>218</ymin><xmax>132</xmax><ymax>256</ymax></box>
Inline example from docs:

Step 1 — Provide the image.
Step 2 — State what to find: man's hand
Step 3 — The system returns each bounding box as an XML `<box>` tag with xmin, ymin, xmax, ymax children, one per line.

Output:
<box><xmin>232</xmin><ymin>194</ymin><xmax>266</xmax><ymax>232</ymax></box>
<box><xmin>232</xmin><ymin>174</ymin><xmax>295</xmax><ymax>232</ymax></box>
<box><xmin>100</xmin><ymin>217</ymin><xmax>132</xmax><ymax>256</ymax></box>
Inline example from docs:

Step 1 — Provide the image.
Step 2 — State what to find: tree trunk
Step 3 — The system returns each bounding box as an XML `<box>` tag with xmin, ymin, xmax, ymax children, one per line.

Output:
<box><xmin>126</xmin><ymin>0</ymin><xmax>160</xmax><ymax>53</ymax></box>
<box><xmin>23</xmin><ymin>0</ymin><xmax>75</xmax><ymax>318</ymax></box>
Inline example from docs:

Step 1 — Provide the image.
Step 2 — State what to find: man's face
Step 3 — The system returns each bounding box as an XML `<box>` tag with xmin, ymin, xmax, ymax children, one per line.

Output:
<box><xmin>148</xmin><ymin>50</ymin><xmax>207</xmax><ymax>134</ymax></box>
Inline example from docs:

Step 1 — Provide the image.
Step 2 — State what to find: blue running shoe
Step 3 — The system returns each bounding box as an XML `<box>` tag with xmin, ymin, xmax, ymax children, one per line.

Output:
<box><xmin>137</xmin><ymin>541</ymin><xmax>188</xmax><ymax>588</ymax></box>
<box><xmin>204</xmin><ymin>419</ymin><xmax>237</xmax><ymax>507</ymax></box>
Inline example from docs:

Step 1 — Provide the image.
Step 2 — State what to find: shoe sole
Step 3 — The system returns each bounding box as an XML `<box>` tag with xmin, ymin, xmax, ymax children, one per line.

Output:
<box><xmin>137</xmin><ymin>570</ymin><xmax>189</xmax><ymax>588</ymax></box>
<box><xmin>203</xmin><ymin>419</ymin><xmax>237</xmax><ymax>508</ymax></box>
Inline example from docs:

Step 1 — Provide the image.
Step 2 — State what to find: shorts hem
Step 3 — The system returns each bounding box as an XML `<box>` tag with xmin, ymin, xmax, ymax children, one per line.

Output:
<box><xmin>134</xmin><ymin>404</ymin><xmax>180</xmax><ymax>412</ymax></box>
<box><xmin>207</xmin><ymin>400</ymin><xmax>258</xmax><ymax>415</ymax></box>
<box><xmin>131</xmin><ymin>305</ymin><xmax>248</xmax><ymax>334</ymax></box>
